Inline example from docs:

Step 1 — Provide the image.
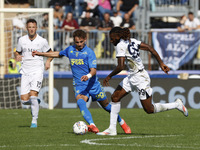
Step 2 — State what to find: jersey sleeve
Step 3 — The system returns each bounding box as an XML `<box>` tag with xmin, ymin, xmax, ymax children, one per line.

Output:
<box><xmin>16</xmin><ymin>38</ymin><xmax>22</xmax><ymax>52</ymax></box>
<box><xmin>59</xmin><ymin>47</ymin><xmax>69</xmax><ymax>57</ymax></box>
<box><xmin>88</xmin><ymin>50</ymin><xmax>97</xmax><ymax>69</ymax></box>
<box><xmin>42</xmin><ymin>39</ymin><xmax>51</xmax><ymax>52</ymax></box>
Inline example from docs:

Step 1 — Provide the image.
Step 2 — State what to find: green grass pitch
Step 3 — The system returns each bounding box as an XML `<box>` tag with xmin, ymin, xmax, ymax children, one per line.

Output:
<box><xmin>0</xmin><ymin>108</ymin><xmax>199</xmax><ymax>150</ymax></box>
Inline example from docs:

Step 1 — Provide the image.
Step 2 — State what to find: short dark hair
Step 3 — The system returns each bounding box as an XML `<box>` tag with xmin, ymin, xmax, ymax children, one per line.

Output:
<box><xmin>73</xmin><ymin>29</ymin><xmax>86</xmax><ymax>39</ymax></box>
<box><xmin>26</xmin><ymin>19</ymin><xmax>37</xmax><ymax>25</ymax></box>
<box><xmin>188</xmin><ymin>11</ymin><xmax>193</xmax><ymax>15</ymax></box>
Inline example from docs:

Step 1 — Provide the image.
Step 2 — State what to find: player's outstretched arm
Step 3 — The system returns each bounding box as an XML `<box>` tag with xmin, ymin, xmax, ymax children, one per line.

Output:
<box><xmin>45</xmin><ymin>50</ymin><xmax>54</xmax><ymax>70</ymax></box>
<box><xmin>140</xmin><ymin>42</ymin><xmax>170</xmax><ymax>74</ymax></box>
<box><xmin>103</xmin><ymin>57</ymin><xmax>125</xmax><ymax>86</ymax></box>
<box><xmin>32</xmin><ymin>51</ymin><xmax>60</xmax><ymax>58</ymax></box>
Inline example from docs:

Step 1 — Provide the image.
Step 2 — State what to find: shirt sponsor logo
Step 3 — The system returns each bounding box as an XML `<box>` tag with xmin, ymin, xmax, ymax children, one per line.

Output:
<box><xmin>70</xmin><ymin>59</ymin><xmax>84</xmax><ymax>65</ymax></box>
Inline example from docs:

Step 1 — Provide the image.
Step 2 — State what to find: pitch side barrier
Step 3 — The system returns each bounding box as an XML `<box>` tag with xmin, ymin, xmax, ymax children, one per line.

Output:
<box><xmin>2</xmin><ymin>70</ymin><xmax>200</xmax><ymax>109</ymax></box>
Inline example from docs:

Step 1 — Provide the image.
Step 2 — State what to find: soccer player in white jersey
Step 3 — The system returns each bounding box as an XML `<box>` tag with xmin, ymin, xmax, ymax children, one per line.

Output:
<box><xmin>97</xmin><ymin>27</ymin><xmax>188</xmax><ymax>136</ymax></box>
<box><xmin>14</xmin><ymin>19</ymin><xmax>53</xmax><ymax>128</ymax></box>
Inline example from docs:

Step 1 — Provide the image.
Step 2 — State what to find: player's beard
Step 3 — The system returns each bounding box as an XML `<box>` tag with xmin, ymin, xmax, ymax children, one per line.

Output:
<box><xmin>28</xmin><ymin>33</ymin><xmax>36</xmax><ymax>40</ymax></box>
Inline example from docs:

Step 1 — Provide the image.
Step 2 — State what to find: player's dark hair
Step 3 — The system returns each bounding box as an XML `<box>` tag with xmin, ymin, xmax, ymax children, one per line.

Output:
<box><xmin>73</xmin><ymin>29</ymin><xmax>86</xmax><ymax>39</ymax></box>
<box><xmin>110</xmin><ymin>27</ymin><xmax>131</xmax><ymax>42</ymax></box>
<box><xmin>188</xmin><ymin>11</ymin><xmax>193</xmax><ymax>15</ymax></box>
<box><xmin>26</xmin><ymin>19</ymin><xmax>37</xmax><ymax>25</ymax></box>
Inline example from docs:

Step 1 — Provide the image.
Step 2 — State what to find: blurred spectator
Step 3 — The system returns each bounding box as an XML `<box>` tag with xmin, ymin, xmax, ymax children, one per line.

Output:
<box><xmin>116</xmin><ymin>0</ymin><xmax>139</xmax><ymax>20</ymax></box>
<box><xmin>61</xmin><ymin>12</ymin><xmax>79</xmax><ymax>31</ymax></box>
<box><xmin>97</xmin><ymin>13</ymin><xmax>114</xmax><ymax>58</ymax></box>
<box><xmin>41</xmin><ymin>13</ymin><xmax>49</xmax><ymax>29</ymax></box>
<box><xmin>48</xmin><ymin>0</ymin><xmax>62</xmax><ymax>7</ymax></box>
<box><xmin>8</xmin><ymin>58</ymin><xmax>21</xmax><ymax>74</ymax></box>
<box><xmin>98</xmin><ymin>0</ymin><xmax>113</xmax><ymax>20</ymax></box>
<box><xmin>62</xmin><ymin>0</ymin><xmax>75</xmax><ymax>17</ymax></box>
<box><xmin>8</xmin><ymin>48</ymin><xmax>21</xmax><ymax>74</ymax></box>
<box><xmin>61</xmin><ymin>12</ymin><xmax>79</xmax><ymax>46</ymax></box>
<box><xmin>12</xmin><ymin>13</ymin><xmax>26</xmax><ymax>30</ymax></box>
<box><xmin>184</xmin><ymin>12</ymin><xmax>200</xmax><ymax>31</ymax></box>
<box><xmin>80</xmin><ymin>11</ymin><xmax>97</xmax><ymax>31</ymax></box>
<box><xmin>177</xmin><ymin>15</ymin><xmax>187</xmax><ymax>32</ymax></box>
<box><xmin>53</xmin><ymin>2</ymin><xmax>64</xmax><ymax>28</ymax></box>
<box><xmin>120</xmin><ymin>13</ymin><xmax>135</xmax><ymax>30</ymax></box>
<box><xmin>110</xmin><ymin>11</ymin><xmax>123</xmax><ymax>27</ymax></box>
<box><xmin>98</xmin><ymin>12</ymin><xmax>114</xmax><ymax>31</ymax></box>
<box><xmin>81</xmin><ymin>0</ymin><xmax>99</xmax><ymax>18</ymax></box>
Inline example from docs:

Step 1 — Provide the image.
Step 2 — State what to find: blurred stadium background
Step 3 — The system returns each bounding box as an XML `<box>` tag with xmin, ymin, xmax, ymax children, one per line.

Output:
<box><xmin>0</xmin><ymin>0</ymin><xmax>200</xmax><ymax>109</ymax></box>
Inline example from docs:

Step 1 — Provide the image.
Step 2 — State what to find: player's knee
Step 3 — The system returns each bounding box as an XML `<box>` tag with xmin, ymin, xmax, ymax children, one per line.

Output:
<box><xmin>143</xmin><ymin>108</ymin><xmax>154</xmax><ymax>114</ymax></box>
<box><xmin>111</xmin><ymin>94</ymin><xmax>119</xmax><ymax>102</ymax></box>
<box><xmin>21</xmin><ymin>95</ymin><xmax>29</xmax><ymax>101</ymax></box>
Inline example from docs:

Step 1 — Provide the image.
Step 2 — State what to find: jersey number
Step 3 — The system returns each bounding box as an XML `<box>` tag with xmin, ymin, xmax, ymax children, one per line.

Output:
<box><xmin>37</xmin><ymin>81</ymin><xmax>42</xmax><ymax>88</ymax></box>
<box><xmin>128</xmin><ymin>42</ymin><xmax>139</xmax><ymax>58</ymax></box>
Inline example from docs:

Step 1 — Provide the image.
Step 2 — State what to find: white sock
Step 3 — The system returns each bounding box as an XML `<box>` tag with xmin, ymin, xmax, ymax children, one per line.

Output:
<box><xmin>21</xmin><ymin>99</ymin><xmax>31</xmax><ymax>105</ymax></box>
<box><xmin>109</xmin><ymin>102</ymin><xmax>121</xmax><ymax>131</ymax></box>
<box><xmin>154</xmin><ymin>102</ymin><xmax>179</xmax><ymax>113</ymax></box>
<box><xmin>90</xmin><ymin>123</ymin><xmax>96</xmax><ymax>126</ymax></box>
<box><xmin>119</xmin><ymin>119</ymin><xmax>124</xmax><ymax>126</ymax></box>
<box><xmin>30</xmin><ymin>96</ymin><xmax>39</xmax><ymax>124</ymax></box>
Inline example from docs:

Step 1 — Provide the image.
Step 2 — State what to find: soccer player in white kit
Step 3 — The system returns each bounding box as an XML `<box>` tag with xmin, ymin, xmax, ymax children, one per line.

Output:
<box><xmin>97</xmin><ymin>27</ymin><xmax>188</xmax><ymax>136</ymax></box>
<box><xmin>15</xmin><ymin>19</ymin><xmax>53</xmax><ymax>128</ymax></box>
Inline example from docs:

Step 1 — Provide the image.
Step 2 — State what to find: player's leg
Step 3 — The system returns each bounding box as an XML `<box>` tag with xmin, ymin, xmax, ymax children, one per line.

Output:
<box><xmin>97</xmin><ymin>84</ymin><xmax>129</xmax><ymax>136</ymax></box>
<box><xmin>76</xmin><ymin>94</ymin><xmax>99</xmax><ymax>133</ymax></box>
<box><xmin>98</xmin><ymin>98</ymin><xmax>131</xmax><ymax>134</ymax></box>
<box><xmin>76</xmin><ymin>94</ymin><xmax>94</xmax><ymax>125</ymax></box>
<box><xmin>138</xmin><ymin>70</ymin><xmax>188</xmax><ymax>116</ymax></box>
<box><xmin>20</xmin><ymin>74</ymin><xmax>31</xmax><ymax>105</ymax></box>
<box><xmin>141</xmin><ymin>96</ymin><xmax>188</xmax><ymax>116</ymax></box>
<box><xmin>29</xmin><ymin>90</ymin><xmax>39</xmax><ymax>128</ymax></box>
<box><xmin>29</xmin><ymin>73</ymin><xmax>43</xmax><ymax>128</ymax></box>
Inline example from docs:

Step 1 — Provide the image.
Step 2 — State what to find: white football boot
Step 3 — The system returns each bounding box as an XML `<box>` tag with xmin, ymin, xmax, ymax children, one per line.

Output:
<box><xmin>176</xmin><ymin>98</ymin><xmax>188</xmax><ymax>117</ymax></box>
<box><xmin>96</xmin><ymin>128</ymin><xmax>117</xmax><ymax>136</ymax></box>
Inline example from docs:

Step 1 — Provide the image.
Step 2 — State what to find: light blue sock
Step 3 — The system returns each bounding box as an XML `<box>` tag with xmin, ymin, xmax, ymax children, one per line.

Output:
<box><xmin>77</xmin><ymin>99</ymin><xmax>94</xmax><ymax>125</ymax></box>
<box><xmin>103</xmin><ymin>103</ymin><xmax>122</xmax><ymax>123</ymax></box>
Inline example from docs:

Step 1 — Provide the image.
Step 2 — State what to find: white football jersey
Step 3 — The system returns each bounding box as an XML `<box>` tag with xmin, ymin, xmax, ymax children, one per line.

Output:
<box><xmin>17</xmin><ymin>34</ymin><xmax>50</xmax><ymax>74</ymax></box>
<box><xmin>116</xmin><ymin>38</ymin><xmax>144</xmax><ymax>73</ymax></box>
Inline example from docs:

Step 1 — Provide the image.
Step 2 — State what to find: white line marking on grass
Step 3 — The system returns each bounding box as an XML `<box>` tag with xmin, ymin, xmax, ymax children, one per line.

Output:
<box><xmin>81</xmin><ymin>135</ymin><xmax>200</xmax><ymax>149</ymax></box>
<box><xmin>81</xmin><ymin>135</ymin><xmax>178</xmax><ymax>146</ymax></box>
<box><xmin>0</xmin><ymin>144</ymin><xmax>77</xmax><ymax>148</ymax></box>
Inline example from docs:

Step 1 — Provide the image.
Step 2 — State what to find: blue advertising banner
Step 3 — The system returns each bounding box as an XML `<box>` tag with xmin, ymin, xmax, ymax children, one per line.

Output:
<box><xmin>152</xmin><ymin>32</ymin><xmax>200</xmax><ymax>70</ymax></box>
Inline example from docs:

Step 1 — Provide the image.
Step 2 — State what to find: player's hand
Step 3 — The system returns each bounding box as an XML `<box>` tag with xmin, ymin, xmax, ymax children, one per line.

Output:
<box><xmin>15</xmin><ymin>55</ymin><xmax>23</xmax><ymax>61</ymax></box>
<box><xmin>45</xmin><ymin>61</ymin><xmax>50</xmax><ymax>70</ymax></box>
<box><xmin>32</xmin><ymin>51</ymin><xmax>40</xmax><ymax>57</ymax></box>
<box><xmin>103</xmin><ymin>76</ymin><xmax>111</xmax><ymax>86</ymax></box>
<box><xmin>81</xmin><ymin>75</ymin><xmax>89</xmax><ymax>81</ymax></box>
<box><xmin>160</xmin><ymin>63</ymin><xmax>170</xmax><ymax>74</ymax></box>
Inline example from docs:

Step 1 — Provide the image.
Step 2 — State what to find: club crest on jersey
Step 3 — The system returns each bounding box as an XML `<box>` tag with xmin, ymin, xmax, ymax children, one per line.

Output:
<box><xmin>76</xmin><ymin>52</ymin><xmax>79</xmax><ymax>57</ymax></box>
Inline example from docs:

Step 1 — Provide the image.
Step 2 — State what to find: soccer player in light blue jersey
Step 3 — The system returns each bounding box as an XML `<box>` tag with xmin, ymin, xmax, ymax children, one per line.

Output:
<box><xmin>32</xmin><ymin>29</ymin><xmax>131</xmax><ymax>134</ymax></box>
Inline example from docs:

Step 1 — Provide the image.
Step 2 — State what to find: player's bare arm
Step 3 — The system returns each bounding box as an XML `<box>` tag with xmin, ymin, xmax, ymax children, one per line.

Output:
<box><xmin>14</xmin><ymin>51</ymin><xmax>23</xmax><ymax>61</ymax></box>
<box><xmin>103</xmin><ymin>57</ymin><xmax>125</xmax><ymax>86</ymax></box>
<box><xmin>81</xmin><ymin>68</ymin><xmax>96</xmax><ymax>81</ymax></box>
<box><xmin>140</xmin><ymin>42</ymin><xmax>170</xmax><ymax>74</ymax></box>
<box><xmin>45</xmin><ymin>50</ymin><xmax>54</xmax><ymax>70</ymax></box>
<box><xmin>32</xmin><ymin>51</ymin><xmax>61</xmax><ymax>58</ymax></box>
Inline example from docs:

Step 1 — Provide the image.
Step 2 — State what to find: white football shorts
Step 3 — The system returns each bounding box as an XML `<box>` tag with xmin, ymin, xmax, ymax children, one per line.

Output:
<box><xmin>119</xmin><ymin>69</ymin><xmax>152</xmax><ymax>100</ymax></box>
<box><xmin>20</xmin><ymin>72</ymin><xmax>43</xmax><ymax>95</ymax></box>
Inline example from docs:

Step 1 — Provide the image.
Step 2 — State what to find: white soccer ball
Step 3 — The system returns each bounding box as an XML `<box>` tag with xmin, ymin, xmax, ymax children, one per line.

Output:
<box><xmin>73</xmin><ymin>121</ymin><xmax>88</xmax><ymax>135</ymax></box>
